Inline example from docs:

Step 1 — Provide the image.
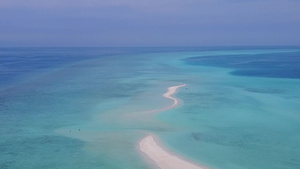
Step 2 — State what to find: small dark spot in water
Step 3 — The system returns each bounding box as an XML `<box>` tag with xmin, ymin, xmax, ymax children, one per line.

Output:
<box><xmin>191</xmin><ymin>132</ymin><xmax>201</xmax><ymax>141</ymax></box>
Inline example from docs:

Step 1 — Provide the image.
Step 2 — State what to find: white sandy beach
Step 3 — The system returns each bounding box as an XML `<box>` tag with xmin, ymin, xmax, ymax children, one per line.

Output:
<box><xmin>139</xmin><ymin>135</ymin><xmax>207</xmax><ymax>169</ymax></box>
<box><xmin>139</xmin><ymin>84</ymin><xmax>209</xmax><ymax>169</ymax></box>
<box><xmin>141</xmin><ymin>84</ymin><xmax>186</xmax><ymax>114</ymax></box>
<box><xmin>163</xmin><ymin>84</ymin><xmax>186</xmax><ymax>109</ymax></box>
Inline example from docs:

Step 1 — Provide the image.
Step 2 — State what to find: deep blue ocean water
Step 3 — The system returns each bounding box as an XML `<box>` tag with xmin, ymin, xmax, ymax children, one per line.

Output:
<box><xmin>184</xmin><ymin>49</ymin><xmax>300</xmax><ymax>79</ymax></box>
<box><xmin>0</xmin><ymin>47</ymin><xmax>299</xmax><ymax>169</ymax></box>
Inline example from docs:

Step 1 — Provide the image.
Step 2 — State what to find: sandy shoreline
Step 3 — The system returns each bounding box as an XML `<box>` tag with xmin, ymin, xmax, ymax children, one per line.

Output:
<box><xmin>138</xmin><ymin>84</ymin><xmax>209</xmax><ymax>169</ymax></box>
<box><xmin>142</xmin><ymin>84</ymin><xmax>186</xmax><ymax>114</ymax></box>
<box><xmin>139</xmin><ymin>135</ymin><xmax>207</xmax><ymax>169</ymax></box>
<box><xmin>163</xmin><ymin>84</ymin><xmax>186</xmax><ymax>109</ymax></box>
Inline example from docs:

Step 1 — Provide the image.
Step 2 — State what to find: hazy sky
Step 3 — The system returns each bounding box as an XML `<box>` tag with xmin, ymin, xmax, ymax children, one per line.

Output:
<box><xmin>0</xmin><ymin>0</ymin><xmax>299</xmax><ymax>47</ymax></box>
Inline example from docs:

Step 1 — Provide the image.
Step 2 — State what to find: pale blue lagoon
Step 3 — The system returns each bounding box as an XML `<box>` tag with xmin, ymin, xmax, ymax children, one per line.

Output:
<box><xmin>0</xmin><ymin>47</ymin><xmax>300</xmax><ymax>169</ymax></box>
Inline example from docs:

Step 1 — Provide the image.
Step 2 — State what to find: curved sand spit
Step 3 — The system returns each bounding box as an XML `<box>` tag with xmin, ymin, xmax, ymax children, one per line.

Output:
<box><xmin>139</xmin><ymin>84</ymin><xmax>209</xmax><ymax>169</ymax></box>
<box><xmin>162</xmin><ymin>84</ymin><xmax>186</xmax><ymax>109</ymax></box>
<box><xmin>140</xmin><ymin>84</ymin><xmax>186</xmax><ymax>114</ymax></box>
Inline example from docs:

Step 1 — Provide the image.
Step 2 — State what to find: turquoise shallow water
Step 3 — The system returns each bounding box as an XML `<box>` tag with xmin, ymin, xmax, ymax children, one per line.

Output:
<box><xmin>0</xmin><ymin>47</ymin><xmax>300</xmax><ymax>169</ymax></box>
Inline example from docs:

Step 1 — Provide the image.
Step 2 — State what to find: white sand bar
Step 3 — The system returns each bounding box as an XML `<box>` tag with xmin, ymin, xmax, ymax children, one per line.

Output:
<box><xmin>163</xmin><ymin>84</ymin><xmax>186</xmax><ymax>108</ymax></box>
<box><xmin>144</xmin><ymin>84</ymin><xmax>186</xmax><ymax>114</ymax></box>
<box><xmin>139</xmin><ymin>135</ymin><xmax>207</xmax><ymax>169</ymax></box>
<box><xmin>138</xmin><ymin>84</ymin><xmax>210</xmax><ymax>169</ymax></box>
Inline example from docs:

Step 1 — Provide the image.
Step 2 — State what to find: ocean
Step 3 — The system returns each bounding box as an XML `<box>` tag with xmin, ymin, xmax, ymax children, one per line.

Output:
<box><xmin>0</xmin><ymin>47</ymin><xmax>299</xmax><ymax>169</ymax></box>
